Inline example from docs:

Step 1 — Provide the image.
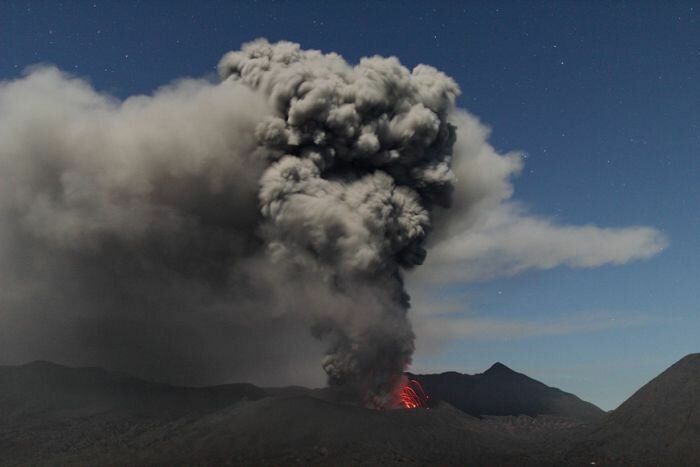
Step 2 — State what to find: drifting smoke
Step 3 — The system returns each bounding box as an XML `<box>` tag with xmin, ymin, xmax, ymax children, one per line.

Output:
<box><xmin>0</xmin><ymin>40</ymin><xmax>458</xmax><ymax>407</ymax></box>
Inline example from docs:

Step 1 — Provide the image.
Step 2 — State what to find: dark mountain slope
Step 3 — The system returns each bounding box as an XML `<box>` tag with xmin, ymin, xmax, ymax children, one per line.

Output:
<box><xmin>0</xmin><ymin>360</ymin><xmax>266</xmax><ymax>421</ymax></box>
<box><xmin>410</xmin><ymin>362</ymin><xmax>605</xmax><ymax>422</ymax></box>
<box><xmin>0</xmin><ymin>361</ymin><xmax>558</xmax><ymax>466</ymax></box>
<box><xmin>563</xmin><ymin>353</ymin><xmax>700</xmax><ymax>466</ymax></box>
<box><xmin>6</xmin><ymin>357</ymin><xmax>697</xmax><ymax>466</ymax></box>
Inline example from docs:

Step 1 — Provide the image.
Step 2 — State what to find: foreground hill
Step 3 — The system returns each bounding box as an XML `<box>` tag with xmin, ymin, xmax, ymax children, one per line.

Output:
<box><xmin>0</xmin><ymin>360</ymin><xmax>581</xmax><ymax>466</ymax></box>
<box><xmin>1</xmin><ymin>356</ymin><xmax>697</xmax><ymax>466</ymax></box>
<box><xmin>563</xmin><ymin>353</ymin><xmax>700</xmax><ymax>466</ymax></box>
<box><xmin>410</xmin><ymin>362</ymin><xmax>605</xmax><ymax>422</ymax></box>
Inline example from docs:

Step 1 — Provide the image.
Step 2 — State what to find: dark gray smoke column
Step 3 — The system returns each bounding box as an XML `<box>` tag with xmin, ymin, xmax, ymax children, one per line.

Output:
<box><xmin>219</xmin><ymin>40</ymin><xmax>459</xmax><ymax>407</ymax></box>
<box><xmin>0</xmin><ymin>39</ymin><xmax>458</xmax><ymax>409</ymax></box>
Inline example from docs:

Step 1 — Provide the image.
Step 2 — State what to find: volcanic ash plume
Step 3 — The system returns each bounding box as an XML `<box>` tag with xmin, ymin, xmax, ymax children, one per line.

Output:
<box><xmin>218</xmin><ymin>41</ymin><xmax>459</xmax><ymax>406</ymax></box>
<box><xmin>0</xmin><ymin>40</ymin><xmax>458</xmax><ymax>408</ymax></box>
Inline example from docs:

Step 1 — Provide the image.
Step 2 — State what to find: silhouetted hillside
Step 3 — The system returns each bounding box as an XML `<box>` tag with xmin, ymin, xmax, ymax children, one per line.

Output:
<box><xmin>563</xmin><ymin>353</ymin><xmax>700</xmax><ymax>466</ymax></box>
<box><xmin>0</xmin><ymin>361</ymin><xmax>553</xmax><ymax>466</ymax></box>
<box><xmin>410</xmin><ymin>362</ymin><xmax>605</xmax><ymax>422</ymax></box>
<box><xmin>2</xmin><ymin>357</ymin><xmax>697</xmax><ymax>466</ymax></box>
<box><xmin>0</xmin><ymin>360</ymin><xmax>266</xmax><ymax>421</ymax></box>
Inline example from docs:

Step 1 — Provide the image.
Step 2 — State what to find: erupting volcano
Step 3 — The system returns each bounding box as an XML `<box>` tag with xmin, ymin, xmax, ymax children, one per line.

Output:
<box><xmin>397</xmin><ymin>378</ymin><xmax>430</xmax><ymax>409</ymax></box>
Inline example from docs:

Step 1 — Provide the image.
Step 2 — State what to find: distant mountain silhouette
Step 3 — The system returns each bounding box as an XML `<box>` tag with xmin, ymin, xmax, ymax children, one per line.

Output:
<box><xmin>409</xmin><ymin>362</ymin><xmax>605</xmax><ymax>422</ymax></box>
<box><xmin>1</xmin><ymin>356</ymin><xmax>697</xmax><ymax>466</ymax></box>
<box><xmin>0</xmin><ymin>360</ymin><xmax>266</xmax><ymax>421</ymax></box>
<box><xmin>564</xmin><ymin>353</ymin><xmax>700</xmax><ymax>466</ymax></box>
<box><xmin>0</xmin><ymin>360</ymin><xmax>548</xmax><ymax>466</ymax></box>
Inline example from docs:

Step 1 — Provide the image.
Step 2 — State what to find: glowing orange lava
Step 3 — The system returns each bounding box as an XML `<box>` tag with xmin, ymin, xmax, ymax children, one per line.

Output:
<box><xmin>398</xmin><ymin>379</ymin><xmax>429</xmax><ymax>409</ymax></box>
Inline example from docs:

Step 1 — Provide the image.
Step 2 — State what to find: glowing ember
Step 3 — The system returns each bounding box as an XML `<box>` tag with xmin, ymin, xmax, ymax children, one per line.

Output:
<box><xmin>398</xmin><ymin>379</ymin><xmax>429</xmax><ymax>409</ymax></box>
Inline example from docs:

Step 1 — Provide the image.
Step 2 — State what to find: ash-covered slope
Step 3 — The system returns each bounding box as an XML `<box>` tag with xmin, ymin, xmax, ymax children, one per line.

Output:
<box><xmin>410</xmin><ymin>362</ymin><xmax>605</xmax><ymax>422</ymax></box>
<box><xmin>563</xmin><ymin>353</ymin><xmax>700</xmax><ymax>466</ymax></box>
<box><xmin>133</xmin><ymin>396</ymin><xmax>555</xmax><ymax>466</ymax></box>
<box><xmin>0</xmin><ymin>361</ymin><xmax>567</xmax><ymax>466</ymax></box>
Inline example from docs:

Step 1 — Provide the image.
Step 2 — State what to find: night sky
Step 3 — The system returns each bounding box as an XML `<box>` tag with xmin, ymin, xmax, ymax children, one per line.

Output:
<box><xmin>1</xmin><ymin>0</ymin><xmax>698</xmax><ymax>409</ymax></box>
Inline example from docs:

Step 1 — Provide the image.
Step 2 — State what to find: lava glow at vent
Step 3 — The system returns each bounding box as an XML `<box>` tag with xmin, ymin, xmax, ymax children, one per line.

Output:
<box><xmin>398</xmin><ymin>379</ymin><xmax>430</xmax><ymax>409</ymax></box>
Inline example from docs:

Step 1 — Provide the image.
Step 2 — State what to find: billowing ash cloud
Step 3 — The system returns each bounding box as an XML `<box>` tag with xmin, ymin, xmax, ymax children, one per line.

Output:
<box><xmin>0</xmin><ymin>40</ymin><xmax>666</xmax><ymax>406</ymax></box>
<box><xmin>217</xmin><ymin>41</ymin><xmax>459</xmax><ymax>406</ymax></box>
<box><xmin>0</xmin><ymin>40</ymin><xmax>459</xmax><ymax>407</ymax></box>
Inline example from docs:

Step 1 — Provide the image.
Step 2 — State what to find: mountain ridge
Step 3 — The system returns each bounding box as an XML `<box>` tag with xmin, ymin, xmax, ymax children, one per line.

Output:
<box><xmin>407</xmin><ymin>362</ymin><xmax>605</xmax><ymax>422</ymax></box>
<box><xmin>1</xmin><ymin>355</ymin><xmax>697</xmax><ymax>465</ymax></box>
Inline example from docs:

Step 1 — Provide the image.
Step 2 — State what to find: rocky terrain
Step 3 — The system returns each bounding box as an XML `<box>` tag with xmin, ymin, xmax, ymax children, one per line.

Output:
<box><xmin>0</xmin><ymin>355</ymin><xmax>697</xmax><ymax>466</ymax></box>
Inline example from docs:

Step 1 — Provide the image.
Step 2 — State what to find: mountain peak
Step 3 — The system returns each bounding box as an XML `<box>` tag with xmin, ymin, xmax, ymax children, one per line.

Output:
<box><xmin>678</xmin><ymin>352</ymin><xmax>700</xmax><ymax>366</ymax></box>
<box><xmin>484</xmin><ymin>362</ymin><xmax>514</xmax><ymax>374</ymax></box>
<box><xmin>411</xmin><ymin>362</ymin><xmax>604</xmax><ymax>421</ymax></box>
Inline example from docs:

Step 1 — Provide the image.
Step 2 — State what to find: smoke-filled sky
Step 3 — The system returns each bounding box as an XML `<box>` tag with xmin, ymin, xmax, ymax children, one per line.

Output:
<box><xmin>0</xmin><ymin>1</ymin><xmax>697</xmax><ymax>410</ymax></box>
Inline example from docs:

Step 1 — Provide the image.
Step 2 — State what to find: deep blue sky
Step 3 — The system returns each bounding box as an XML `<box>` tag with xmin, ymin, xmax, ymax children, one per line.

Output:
<box><xmin>1</xmin><ymin>0</ymin><xmax>697</xmax><ymax>409</ymax></box>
